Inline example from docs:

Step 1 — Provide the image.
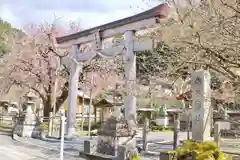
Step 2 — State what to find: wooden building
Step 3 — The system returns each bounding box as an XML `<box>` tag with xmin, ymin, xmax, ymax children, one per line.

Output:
<box><xmin>63</xmin><ymin>90</ymin><xmax>95</xmax><ymax>116</ymax></box>
<box><xmin>94</xmin><ymin>98</ymin><xmax>123</xmax><ymax>123</ymax></box>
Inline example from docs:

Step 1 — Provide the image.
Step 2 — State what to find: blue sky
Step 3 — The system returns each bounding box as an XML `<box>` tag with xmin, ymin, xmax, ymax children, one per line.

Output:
<box><xmin>0</xmin><ymin>0</ymin><xmax>163</xmax><ymax>30</ymax></box>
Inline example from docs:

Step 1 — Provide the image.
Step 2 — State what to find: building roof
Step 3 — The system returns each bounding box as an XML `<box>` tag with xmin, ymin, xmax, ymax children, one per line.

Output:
<box><xmin>136</xmin><ymin>107</ymin><xmax>183</xmax><ymax>113</ymax></box>
<box><xmin>77</xmin><ymin>90</ymin><xmax>90</xmax><ymax>99</ymax></box>
<box><xmin>94</xmin><ymin>98</ymin><xmax>123</xmax><ymax>108</ymax></box>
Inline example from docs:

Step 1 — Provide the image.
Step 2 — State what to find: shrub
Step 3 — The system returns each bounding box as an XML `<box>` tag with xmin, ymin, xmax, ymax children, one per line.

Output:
<box><xmin>39</xmin><ymin>122</ymin><xmax>48</xmax><ymax>131</ymax></box>
<box><xmin>77</xmin><ymin>121</ymin><xmax>102</xmax><ymax>131</ymax></box>
<box><xmin>175</xmin><ymin>140</ymin><xmax>228</xmax><ymax>160</ymax></box>
<box><xmin>129</xmin><ymin>154</ymin><xmax>140</xmax><ymax>160</ymax></box>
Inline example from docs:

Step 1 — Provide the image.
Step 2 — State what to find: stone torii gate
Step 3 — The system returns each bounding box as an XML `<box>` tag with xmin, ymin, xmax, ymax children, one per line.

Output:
<box><xmin>56</xmin><ymin>4</ymin><xmax>169</xmax><ymax>137</ymax></box>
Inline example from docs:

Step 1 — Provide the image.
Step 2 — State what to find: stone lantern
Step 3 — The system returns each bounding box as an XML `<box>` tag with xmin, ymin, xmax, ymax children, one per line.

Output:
<box><xmin>22</xmin><ymin>91</ymin><xmax>38</xmax><ymax>113</ymax></box>
<box><xmin>156</xmin><ymin>104</ymin><xmax>169</xmax><ymax>128</ymax></box>
<box><xmin>13</xmin><ymin>91</ymin><xmax>41</xmax><ymax>138</ymax></box>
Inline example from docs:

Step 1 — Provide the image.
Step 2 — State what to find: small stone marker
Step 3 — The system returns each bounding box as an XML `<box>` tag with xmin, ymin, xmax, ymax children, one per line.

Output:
<box><xmin>214</xmin><ymin>123</ymin><xmax>220</xmax><ymax>148</ymax></box>
<box><xmin>191</xmin><ymin>70</ymin><xmax>212</xmax><ymax>142</ymax></box>
<box><xmin>173</xmin><ymin>113</ymin><xmax>180</xmax><ymax>150</ymax></box>
<box><xmin>142</xmin><ymin>117</ymin><xmax>149</xmax><ymax>151</ymax></box>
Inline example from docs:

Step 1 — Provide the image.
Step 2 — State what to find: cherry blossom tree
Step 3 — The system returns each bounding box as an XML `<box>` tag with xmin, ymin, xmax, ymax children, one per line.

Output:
<box><xmin>136</xmin><ymin>0</ymin><xmax>240</xmax><ymax>103</ymax></box>
<box><xmin>2</xmin><ymin>20</ymin><xmax>121</xmax><ymax>118</ymax></box>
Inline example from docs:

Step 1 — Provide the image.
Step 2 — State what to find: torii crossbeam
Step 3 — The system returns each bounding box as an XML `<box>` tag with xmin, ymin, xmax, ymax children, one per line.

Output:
<box><xmin>56</xmin><ymin>3</ymin><xmax>169</xmax><ymax>137</ymax></box>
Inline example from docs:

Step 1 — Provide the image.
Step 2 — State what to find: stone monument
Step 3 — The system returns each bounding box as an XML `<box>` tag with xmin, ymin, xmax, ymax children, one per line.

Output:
<box><xmin>191</xmin><ymin>70</ymin><xmax>212</xmax><ymax>142</ymax></box>
<box><xmin>81</xmin><ymin>109</ymin><xmax>138</xmax><ymax>160</ymax></box>
<box><xmin>13</xmin><ymin>93</ymin><xmax>41</xmax><ymax>138</ymax></box>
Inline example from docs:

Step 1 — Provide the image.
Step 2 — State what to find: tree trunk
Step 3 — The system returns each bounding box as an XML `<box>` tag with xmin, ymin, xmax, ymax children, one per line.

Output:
<box><xmin>55</xmin><ymin>82</ymin><xmax>68</xmax><ymax>113</ymax></box>
<box><xmin>94</xmin><ymin>106</ymin><xmax>97</xmax><ymax>123</ymax></box>
<box><xmin>43</xmin><ymin>96</ymin><xmax>52</xmax><ymax>121</ymax></box>
<box><xmin>42</xmin><ymin>82</ymin><xmax>68</xmax><ymax>120</ymax></box>
<box><xmin>43</xmin><ymin>101</ymin><xmax>52</xmax><ymax>120</ymax></box>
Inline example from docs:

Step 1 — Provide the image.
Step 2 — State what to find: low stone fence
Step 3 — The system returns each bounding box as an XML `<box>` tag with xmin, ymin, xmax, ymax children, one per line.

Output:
<box><xmin>0</xmin><ymin>113</ymin><xmax>17</xmax><ymax>126</ymax></box>
<box><xmin>215</xmin><ymin>119</ymin><xmax>240</xmax><ymax>138</ymax></box>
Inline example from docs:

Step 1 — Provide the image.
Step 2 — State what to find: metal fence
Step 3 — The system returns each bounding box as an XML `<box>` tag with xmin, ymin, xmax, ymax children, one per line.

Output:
<box><xmin>0</xmin><ymin>112</ymin><xmax>101</xmax><ymax>136</ymax></box>
<box><xmin>38</xmin><ymin>113</ymin><xmax>101</xmax><ymax>136</ymax></box>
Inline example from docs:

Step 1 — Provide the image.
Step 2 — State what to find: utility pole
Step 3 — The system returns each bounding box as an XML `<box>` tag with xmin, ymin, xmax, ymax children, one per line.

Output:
<box><xmin>88</xmin><ymin>87</ymin><xmax>93</xmax><ymax>137</ymax></box>
<box><xmin>51</xmin><ymin>57</ymin><xmax>60</xmax><ymax>135</ymax></box>
<box><xmin>60</xmin><ymin>108</ymin><xmax>66</xmax><ymax>160</ymax></box>
<box><xmin>81</xmin><ymin>71</ymin><xmax>86</xmax><ymax>132</ymax></box>
<box><xmin>88</xmin><ymin>76</ymin><xmax>95</xmax><ymax>137</ymax></box>
<box><xmin>50</xmin><ymin>34</ymin><xmax>61</xmax><ymax>135</ymax></box>
<box><xmin>81</xmin><ymin>88</ymin><xmax>85</xmax><ymax>132</ymax></box>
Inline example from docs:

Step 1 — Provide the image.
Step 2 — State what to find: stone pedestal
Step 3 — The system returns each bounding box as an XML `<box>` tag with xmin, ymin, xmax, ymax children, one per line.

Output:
<box><xmin>156</xmin><ymin>116</ymin><xmax>169</xmax><ymax>128</ymax></box>
<box><xmin>97</xmin><ymin>114</ymin><xmax>137</xmax><ymax>157</ymax></box>
<box><xmin>156</xmin><ymin>105</ymin><xmax>169</xmax><ymax>128</ymax></box>
<box><xmin>13</xmin><ymin>102</ymin><xmax>41</xmax><ymax>138</ymax></box>
<box><xmin>191</xmin><ymin>70</ymin><xmax>211</xmax><ymax>142</ymax></box>
<box><xmin>160</xmin><ymin>152</ymin><xmax>175</xmax><ymax>160</ymax></box>
<box><xmin>81</xmin><ymin>110</ymin><xmax>138</xmax><ymax>160</ymax></box>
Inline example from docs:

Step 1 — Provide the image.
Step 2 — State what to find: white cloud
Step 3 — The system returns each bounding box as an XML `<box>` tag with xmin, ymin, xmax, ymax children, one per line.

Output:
<box><xmin>0</xmin><ymin>0</ymin><xmax>163</xmax><ymax>30</ymax></box>
<box><xmin>0</xmin><ymin>4</ymin><xmax>21</xmax><ymax>28</ymax></box>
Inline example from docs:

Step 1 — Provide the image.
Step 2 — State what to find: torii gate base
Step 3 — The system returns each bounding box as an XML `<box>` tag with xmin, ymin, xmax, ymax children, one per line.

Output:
<box><xmin>56</xmin><ymin>3</ymin><xmax>169</xmax><ymax>159</ymax></box>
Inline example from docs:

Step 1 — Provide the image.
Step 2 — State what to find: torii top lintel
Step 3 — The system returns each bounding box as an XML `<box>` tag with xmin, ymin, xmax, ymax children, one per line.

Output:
<box><xmin>56</xmin><ymin>3</ymin><xmax>169</xmax><ymax>45</ymax></box>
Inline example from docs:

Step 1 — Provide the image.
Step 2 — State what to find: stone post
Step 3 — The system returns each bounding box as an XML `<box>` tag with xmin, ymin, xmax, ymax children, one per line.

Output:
<box><xmin>187</xmin><ymin>112</ymin><xmax>191</xmax><ymax>140</ymax></box>
<box><xmin>59</xmin><ymin>109</ymin><xmax>66</xmax><ymax>138</ymax></box>
<box><xmin>142</xmin><ymin>117</ymin><xmax>149</xmax><ymax>151</ymax></box>
<box><xmin>191</xmin><ymin>70</ymin><xmax>211</xmax><ymax>142</ymax></box>
<box><xmin>48</xmin><ymin>112</ymin><xmax>53</xmax><ymax>136</ymax></box>
<box><xmin>173</xmin><ymin>113</ymin><xmax>180</xmax><ymax>150</ymax></box>
<box><xmin>214</xmin><ymin>123</ymin><xmax>220</xmax><ymax>148</ymax></box>
<box><xmin>67</xmin><ymin>44</ymin><xmax>81</xmax><ymax>137</ymax></box>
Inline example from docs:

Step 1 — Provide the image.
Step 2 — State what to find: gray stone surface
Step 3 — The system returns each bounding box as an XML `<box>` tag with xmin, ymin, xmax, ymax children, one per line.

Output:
<box><xmin>84</xmin><ymin>140</ymin><xmax>97</xmax><ymax>154</ymax></box>
<box><xmin>191</xmin><ymin>70</ymin><xmax>212</xmax><ymax>142</ymax></box>
<box><xmin>2</xmin><ymin>131</ymin><xmax>240</xmax><ymax>160</ymax></box>
<box><xmin>7</xmin><ymin>132</ymin><xmax>188</xmax><ymax>159</ymax></box>
<box><xmin>0</xmin><ymin>134</ymin><xmax>83</xmax><ymax>160</ymax></box>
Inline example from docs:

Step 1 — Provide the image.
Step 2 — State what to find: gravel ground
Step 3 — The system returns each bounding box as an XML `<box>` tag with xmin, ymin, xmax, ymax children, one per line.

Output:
<box><xmin>0</xmin><ymin>131</ymin><xmax>190</xmax><ymax>160</ymax></box>
<box><xmin>0</xmin><ymin>134</ymin><xmax>83</xmax><ymax>160</ymax></box>
<box><xmin>2</xmin><ymin>131</ymin><xmax>240</xmax><ymax>160</ymax></box>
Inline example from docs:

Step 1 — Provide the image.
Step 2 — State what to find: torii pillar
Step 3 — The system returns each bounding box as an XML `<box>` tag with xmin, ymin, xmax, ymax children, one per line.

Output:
<box><xmin>67</xmin><ymin>44</ymin><xmax>81</xmax><ymax>137</ymax></box>
<box><xmin>124</xmin><ymin>31</ymin><xmax>137</xmax><ymax>130</ymax></box>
